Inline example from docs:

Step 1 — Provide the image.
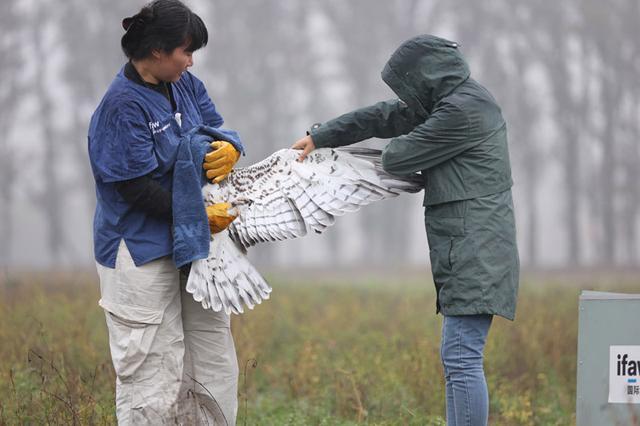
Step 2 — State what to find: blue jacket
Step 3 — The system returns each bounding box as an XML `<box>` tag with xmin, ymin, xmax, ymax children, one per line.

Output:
<box><xmin>89</xmin><ymin>66</ymin><xmax>242</xmax><ymax>268</ymax></box>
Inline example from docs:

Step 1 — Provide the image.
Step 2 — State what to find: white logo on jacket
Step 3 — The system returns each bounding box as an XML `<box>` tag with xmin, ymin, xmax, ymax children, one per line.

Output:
<box><xmin>148</xmin><ymin>120</ymin><xmax>170</xmax><ymax>135</ymax></box>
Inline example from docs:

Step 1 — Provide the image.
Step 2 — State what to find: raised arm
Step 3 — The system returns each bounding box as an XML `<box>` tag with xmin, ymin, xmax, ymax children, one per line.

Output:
<box><xmin>293</xmin><ymin>98</ymin><xmax>423</xmax><ymax>161</ymax></box>
<box><xmin>381</xmin><ymin>101</ymin><xmax>473</xmax><ymax>176</ymax></box>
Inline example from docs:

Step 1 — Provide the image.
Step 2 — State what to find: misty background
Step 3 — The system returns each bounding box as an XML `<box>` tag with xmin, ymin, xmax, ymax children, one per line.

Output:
<box><xmin>0</xmin><ymin>0</ymin><xmax>638</xmax><ymax>272</ymax></box>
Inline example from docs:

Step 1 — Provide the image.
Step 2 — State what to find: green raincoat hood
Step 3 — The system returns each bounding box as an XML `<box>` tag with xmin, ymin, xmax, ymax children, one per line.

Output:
<box><xmin>381</xmin><ymin>35</ymin><xmax>470</xmax><ymax>116</ymax></box>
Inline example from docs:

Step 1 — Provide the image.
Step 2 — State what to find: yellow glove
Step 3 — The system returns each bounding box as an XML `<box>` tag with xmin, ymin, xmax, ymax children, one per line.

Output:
<box><xmin>206</xmin><ymin>202</ymin><xmax>237</xmax><ymax>234</ymax></box>
<box><xmin>203</xmin><ymin>141</ymin><xmax>241</xmax><ymax>183</ymax></box>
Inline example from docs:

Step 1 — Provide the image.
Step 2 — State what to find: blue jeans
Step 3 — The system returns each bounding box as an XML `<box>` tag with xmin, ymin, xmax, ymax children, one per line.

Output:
<box><xmin>440</xmin><ymin>314</ymin><xmax>493</xmax><ymax>426</ymax></box>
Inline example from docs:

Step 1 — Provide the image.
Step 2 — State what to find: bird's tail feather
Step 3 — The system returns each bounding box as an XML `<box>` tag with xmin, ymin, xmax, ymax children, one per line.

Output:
<box><xmin>186</xmin><ymin>233</ymin><xmax>272</xmax><ymax>314</ymax></box>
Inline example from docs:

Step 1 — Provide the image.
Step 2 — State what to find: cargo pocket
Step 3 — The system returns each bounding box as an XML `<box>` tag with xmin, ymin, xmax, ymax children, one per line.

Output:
<box><xmin>425</xmin><ymin>200</ymin><xmax>467</xmax><ymax>311</ymax></box>
<box><xmin>425</xmin><ymin>201</ymin><xmax>466</xmax><ymax>266</ymax></box>
<box><xmin>427</xmin><ymin>236</ymin><xmax>453</xmax><ymax>303</ymax></box>
<box><xmin>100</xmin><ymin>298</ymin><xmax>164</xmax><ymax>383</ymax></box>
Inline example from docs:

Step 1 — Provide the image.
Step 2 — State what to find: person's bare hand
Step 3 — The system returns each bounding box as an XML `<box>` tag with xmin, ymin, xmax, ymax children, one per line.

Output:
<box><xmin>291</xmin><ymin>135</ymin><xmax>316</xmax><ymax>162</ymax></box>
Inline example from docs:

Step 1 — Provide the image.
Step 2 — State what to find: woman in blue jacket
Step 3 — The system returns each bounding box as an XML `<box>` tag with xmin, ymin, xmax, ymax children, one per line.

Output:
<box><xmin>88</xmin><ymin>1</ymin><xmax>240</xmax><ymax>423</ymax></box>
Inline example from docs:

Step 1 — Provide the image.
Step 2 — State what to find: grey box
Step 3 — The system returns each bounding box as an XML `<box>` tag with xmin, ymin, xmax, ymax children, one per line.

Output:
<box><xmin>576</xmin><ymin>291</ymin><xmax>640</xmax><ymax>425</ymax></box>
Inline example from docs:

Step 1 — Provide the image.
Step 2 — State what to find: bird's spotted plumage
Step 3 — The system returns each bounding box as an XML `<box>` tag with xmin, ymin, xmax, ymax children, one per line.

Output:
<box><xmin>186</xmin><ymin>147</ymin><xmax>422</xmax><ymax>314</ymax></box>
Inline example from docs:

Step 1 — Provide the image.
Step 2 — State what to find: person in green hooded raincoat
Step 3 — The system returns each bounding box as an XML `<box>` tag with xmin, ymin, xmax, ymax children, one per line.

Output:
<box><xmin>292</xmin><ymin>34</ymin><xmax>519</xmax><ymax>425</ymax></box>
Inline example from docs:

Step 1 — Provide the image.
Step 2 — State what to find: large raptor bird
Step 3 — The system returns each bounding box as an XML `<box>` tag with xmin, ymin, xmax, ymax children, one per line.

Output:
<box><xmin>186</xmin><ymin>147</ymin><xmax>422</xmax><ymax>314</ymax></box>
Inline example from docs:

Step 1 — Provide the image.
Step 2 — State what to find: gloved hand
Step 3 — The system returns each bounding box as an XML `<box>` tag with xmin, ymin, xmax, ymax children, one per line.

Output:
<box><xmin>206</xmin><ymin>202</ymin><xmax>237</xmax><ymax>234</ymax></box>
<box><xmin>203</xmin><ymin>141</ymin><xmax>241</xmax><ymax>183</ymax></box>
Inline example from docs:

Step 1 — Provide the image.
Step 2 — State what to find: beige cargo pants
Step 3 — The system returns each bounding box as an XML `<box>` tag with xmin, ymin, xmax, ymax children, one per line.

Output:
<box><xmin>96</xmin><ymin>240</ymin><xmax>238</xmax><ymax>425</ymax></box>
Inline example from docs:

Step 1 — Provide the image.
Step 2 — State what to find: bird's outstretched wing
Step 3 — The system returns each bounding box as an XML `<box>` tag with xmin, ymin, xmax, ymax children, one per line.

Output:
<box><xmin>206</xmin><ymin>147</ymin><xmax>423</xmax><ymax>249</ymax></box>
<box><xmin>187</xmin><ymin>147</ymin><xmax>422</xmax><ymax>314</ymax></box>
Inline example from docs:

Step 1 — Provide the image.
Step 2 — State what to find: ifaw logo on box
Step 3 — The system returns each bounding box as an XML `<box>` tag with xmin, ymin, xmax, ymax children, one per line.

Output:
<box><xmin>609</xmin><ymin>346</ymin><xmax>640</xmax><ymax>403</ymax></box>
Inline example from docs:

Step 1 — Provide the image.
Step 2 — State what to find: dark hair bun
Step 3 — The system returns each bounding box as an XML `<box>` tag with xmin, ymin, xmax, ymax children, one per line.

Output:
<box><xmin>122</xmin><ymin>16</ymin><xmax>134</xmax><ymax>31</ymax></box>
<box><xmin>122</xmin><ymin>8</ymin><xmax>153</xmax><ymax>31</ymax></box>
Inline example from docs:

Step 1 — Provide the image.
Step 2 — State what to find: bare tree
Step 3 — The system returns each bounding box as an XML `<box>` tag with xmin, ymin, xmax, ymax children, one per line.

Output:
<box><xmin>30</xmin><ymin>1</ymin><xmax>69</xmax><ymax>264</ymax></box>
<box><xmin>0</xmin><ymin>0</ymin><xmax>23</xmax><ymax>267</ymax></box>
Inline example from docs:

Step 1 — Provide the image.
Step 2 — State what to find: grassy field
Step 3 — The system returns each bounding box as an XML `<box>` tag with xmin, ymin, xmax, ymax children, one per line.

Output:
<box><xmin>1</xmin><ymin>270</ymin><xmax>636</xmax><ymax>425</ymax></box>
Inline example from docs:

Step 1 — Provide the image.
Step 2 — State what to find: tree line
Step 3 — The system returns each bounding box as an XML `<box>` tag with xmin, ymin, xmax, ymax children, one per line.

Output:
<box><xmin>0</xmin><ymin>0</ymin><xmax>638</xmax><ymax>268</ymax></box>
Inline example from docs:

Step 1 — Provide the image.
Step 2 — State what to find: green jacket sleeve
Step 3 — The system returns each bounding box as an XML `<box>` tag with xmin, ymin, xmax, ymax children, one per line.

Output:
<box><xmin>310</xmin><ymin>99</ymin><xmax>423</xmax><ymax>148</ymax></box>
<box><xmin>381</xmin><ymin>101</ymin><xmax>473</xmax><ymax>176</ymax></box>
